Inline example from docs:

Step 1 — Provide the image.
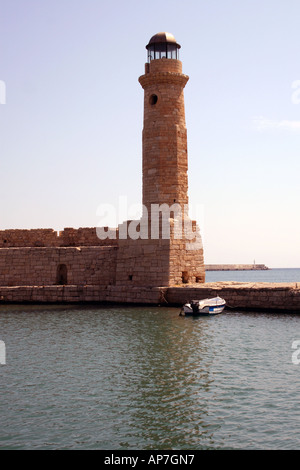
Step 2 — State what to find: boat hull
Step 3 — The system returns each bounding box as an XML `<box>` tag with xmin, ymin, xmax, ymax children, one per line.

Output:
<box><xmin>180</xmin><ymin>297</ymin><xmax>226</xmax><ymax>316</ymax></box>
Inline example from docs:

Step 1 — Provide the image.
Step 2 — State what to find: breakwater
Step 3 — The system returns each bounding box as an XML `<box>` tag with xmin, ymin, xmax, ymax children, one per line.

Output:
<box><xmin>205</xmin><ymin>264</ymin><xmax>269</xmax><ymax>271</ymax></box>
<box><xmin>0</xmin><ymin>282</ymin><xmax>299</xmax><ymax>312</ymax></box>
<box><xmin>166</xmin><ymin>282</ymin><xmax>300</xmax><ymax>312</ymax></box>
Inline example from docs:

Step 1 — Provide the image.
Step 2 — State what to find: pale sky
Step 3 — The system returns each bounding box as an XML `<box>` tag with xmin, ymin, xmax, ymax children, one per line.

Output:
<box><xmin>0</xmin><ymin>0</ymin><xmax>300</xmax><ymax>267</ymax></box>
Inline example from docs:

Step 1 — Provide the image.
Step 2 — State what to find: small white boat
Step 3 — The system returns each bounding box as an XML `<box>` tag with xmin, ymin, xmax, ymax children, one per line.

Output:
<box><xmin>180</xmin><ymin>296</ymin><xmax>226</xmax><ymax>316</ymax></box>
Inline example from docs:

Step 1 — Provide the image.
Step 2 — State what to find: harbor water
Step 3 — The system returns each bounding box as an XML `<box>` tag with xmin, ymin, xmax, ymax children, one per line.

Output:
<box><xmin>0</xmin><ymin>268</ymin><xmax>300</xmax><ymax>450</ymax></box>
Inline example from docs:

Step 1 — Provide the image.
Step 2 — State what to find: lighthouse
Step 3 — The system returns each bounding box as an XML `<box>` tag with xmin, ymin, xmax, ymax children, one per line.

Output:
<box><xmin>116</xmin><ymin>33</ymin><xmax>205</xmax><ymax>286</ymax></box>
<box><xmin>139</xmin><ymin>32</ymin><xmax>189</xmax><ymax>213</ymax></box>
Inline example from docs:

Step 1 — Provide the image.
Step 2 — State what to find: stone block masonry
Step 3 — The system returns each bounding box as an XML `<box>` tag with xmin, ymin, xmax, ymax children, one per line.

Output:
<box><xmin>0</xmin><ymin>283</ymin><xmax>299</xmax><ymax>313</ymax></box>
<box><xmin>116</xmin><ymin>216</ymin><xmax>204</xmax><ymax>286</ymax></box>
<box><xmin>165</xmin><ymin>282</ymin><xmax>300</xmax><ymax>313</ymax></box>
<box><xmin>0</xmin><ymin>285</ymin><xmax>166</xmax><ymax>304</ymax></box>
<box><xmin>0</xmin><ymin>222</ymin><xmax>204</xmax><ymax>289</ymax></box>
<box><xmin>0</xmin><ymin>246</ymin><xmax>117</xmax><ymax>287</ymax></box>
<box><xmin>0</xmin><ymin>228</ymin><xmax>118</xmax><ymax>248</ymax></box>
<box><xmin>137</xmin><ymin>48</ymin><xmax>205</xmax><ymax>285</ymax></box>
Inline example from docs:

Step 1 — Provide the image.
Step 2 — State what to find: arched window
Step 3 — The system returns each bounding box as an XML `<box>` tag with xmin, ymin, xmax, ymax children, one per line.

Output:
<box><xmin>56</xmin><ymin>264</ymin><xmax>68</xmax><ymax>285</ymax></box>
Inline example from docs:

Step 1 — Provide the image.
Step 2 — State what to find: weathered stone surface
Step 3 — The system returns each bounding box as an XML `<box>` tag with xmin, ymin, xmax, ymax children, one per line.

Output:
<box><xmin>0</xmin><ymin>227</ymin><xmax>118</xmax><ymax>248</ymax></box>
<box><xmin>0</xmin><ymin>282</ymin><xmax>299</xmax><ymax>312</ymax></box>
<box><xmin>165</xmin><ymin>282</ymin><xmax>300</xmax><ymax>312</ymax></box>
<box><xmin>0</xmin><ymin>246</ymin><xmax>117</xmax><ymax>287</ymax></box>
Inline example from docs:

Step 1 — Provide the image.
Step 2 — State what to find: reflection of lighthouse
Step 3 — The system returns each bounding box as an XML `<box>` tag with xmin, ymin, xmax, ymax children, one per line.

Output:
<box><xmin>116</xmin><ymin>33</ymin><xmax>205</xmax><ymax>286</ymax></box>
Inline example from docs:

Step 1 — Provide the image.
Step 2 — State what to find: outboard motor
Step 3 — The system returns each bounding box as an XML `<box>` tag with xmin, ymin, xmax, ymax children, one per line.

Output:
<box><xmin>191</xmin><ymin>300</ymin><xmax>199</xmax><ymax>314</ymax></box>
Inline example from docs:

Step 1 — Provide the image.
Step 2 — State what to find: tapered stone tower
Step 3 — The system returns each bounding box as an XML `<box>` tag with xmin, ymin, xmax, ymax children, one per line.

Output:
<box><xmin>139</xmin><ymin>32</ymin><xmax>189</xmax><ymax>214</ymax></box>
<box><xmin>115</xmin><ymin>32</ymin><xmax>205</xmax><ymax>286</ymax></box>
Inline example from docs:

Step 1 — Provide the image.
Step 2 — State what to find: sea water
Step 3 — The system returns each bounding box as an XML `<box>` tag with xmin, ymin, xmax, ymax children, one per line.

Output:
<box><xmin>0</xmin><ymin>269</ymin><xmax>300</xmax><ymax>450</ymax></box>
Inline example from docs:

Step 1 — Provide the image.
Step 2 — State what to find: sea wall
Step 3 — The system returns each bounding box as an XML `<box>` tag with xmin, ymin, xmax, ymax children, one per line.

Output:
<box><xmin>0</xmin><ymin>282</ymin><xmax>300</xmax><ymax>312</ymax></box>
<box><xmin>0</xmin><ymin>285</ymin><xmax>165</xmax><ymax>304</ymax></box>
<box><xmin>205</xmin><ymin>264</ymin><xmax>269</xmax><ymax>271</ymax></box>
<box><xmin>166</xmin><ymin>282</ymin><xmax>300</xmax><ymax>312</ymax></box>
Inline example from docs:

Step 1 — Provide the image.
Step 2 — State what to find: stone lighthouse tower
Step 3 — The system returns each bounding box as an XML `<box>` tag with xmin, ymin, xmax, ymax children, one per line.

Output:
<box><xmin>139</xmin><ymin>32</ymin><xmax>189</xmax><ymax>214</ymax></box>
<box><xmin>116</xmin><ymin>32</ymin><xmax>205</xmax><ymax>286</ymax></box>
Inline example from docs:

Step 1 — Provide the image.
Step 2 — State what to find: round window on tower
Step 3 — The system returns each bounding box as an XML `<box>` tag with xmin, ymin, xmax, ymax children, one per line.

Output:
<box><xmin>149</xmin><ymin>94</ymin><xmax>158</xmax><ymax>106</ymax></box>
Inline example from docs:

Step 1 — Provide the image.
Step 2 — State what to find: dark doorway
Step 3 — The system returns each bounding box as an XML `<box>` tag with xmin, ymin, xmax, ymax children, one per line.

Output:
<box><xmin>56</xmin><ymin>264</ymin><xmax>68</xmax><ymax>285</ymax></box>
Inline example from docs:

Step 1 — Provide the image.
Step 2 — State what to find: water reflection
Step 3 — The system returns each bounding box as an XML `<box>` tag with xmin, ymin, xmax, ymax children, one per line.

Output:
<box><xmin>116</xmin><ymin>309</ymin><xmax>223</xmax><ymax>449</ymax></box>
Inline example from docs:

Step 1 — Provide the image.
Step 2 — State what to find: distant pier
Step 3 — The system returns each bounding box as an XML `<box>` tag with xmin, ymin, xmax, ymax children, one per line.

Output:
<box><xmin>205</xmin><ymin>264</ymin><xmax>269</xmax><ymax>271</ymax></box>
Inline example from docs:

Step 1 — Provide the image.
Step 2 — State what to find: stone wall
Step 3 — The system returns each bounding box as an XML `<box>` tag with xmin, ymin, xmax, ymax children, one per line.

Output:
<box><xmin>115</xmin><ymin>217</ymin><xmax>205</xmax><ymax>287</ymax></box>
<box><xmin>0</xmin><ymin>282</ymin><xmax>299</xmax><ymax>312</ymax></box>
<box><xmin>0</xmin><ymin>227</ymin><xmax>118</xmax><ymax>248</ymax></box>
<box><xmin>0</xmin><ymin>221</ymin><xmax>205</xmax><ymax>288</ymax></box>
<box><xmin>166</xmin><ymin>282</ymin><xmax>300</xmax><ymax>312</ymax></box>
<box><xmin>116</xmin><ymin>233</ymin><xmax>171</xmax><ymax>287</ymax></box>
<box><xmin>0</xmin><ymin>229</ymin><xmax>58</xmax><ymax>248</ymax></box>
<box><xmin>169</xmin><ymin>219</ymin><xmax>205</xmax><ymax>285</ymax></box>
<box><xmin>59</xmin><ymin>227</ymin><xmax>118</xmax><ymax>247</ymax></box>
<box><xmin>0</xmin><ymin>246</ymin><xmax>117</xmax><ymax>286</ymax></box>
<box><xmin>0</xmin><ymin>285</ymin><xmax>165</xmax><ymax>304</ymax></box>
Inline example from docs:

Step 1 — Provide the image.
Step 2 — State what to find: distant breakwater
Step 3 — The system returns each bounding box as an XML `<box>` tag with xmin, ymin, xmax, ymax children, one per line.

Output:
<box><xmin>205</xmin><ymin>264</ymin><xmax>269</xmax><ymax>271</ymax></box>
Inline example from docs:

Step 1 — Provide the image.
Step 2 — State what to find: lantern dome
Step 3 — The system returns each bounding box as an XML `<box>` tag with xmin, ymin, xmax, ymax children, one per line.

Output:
<box><xmin>146</xmin><ymin>32</ymin><xmax>181</xmax><ymax>61</ymax></box>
